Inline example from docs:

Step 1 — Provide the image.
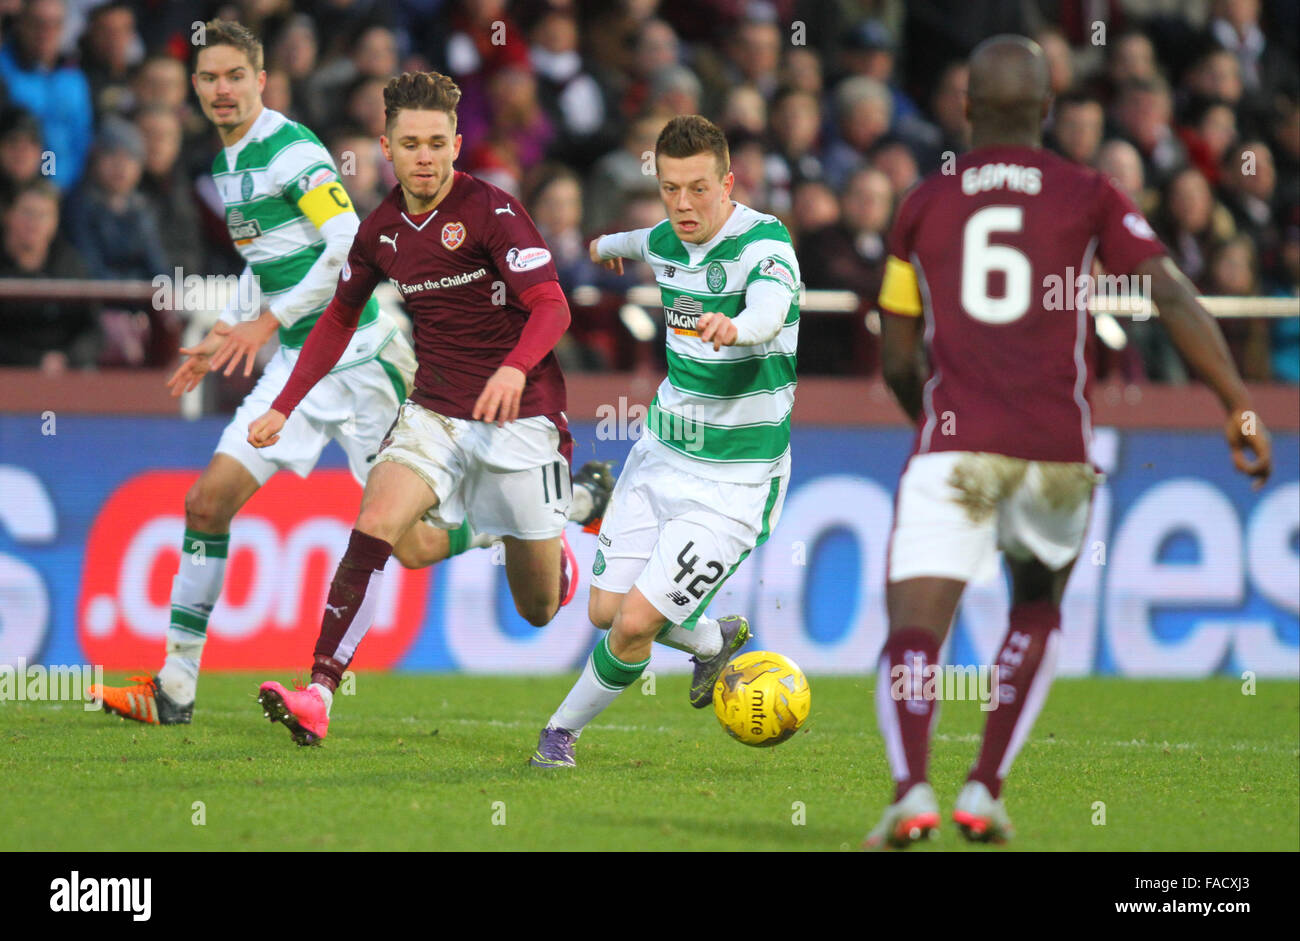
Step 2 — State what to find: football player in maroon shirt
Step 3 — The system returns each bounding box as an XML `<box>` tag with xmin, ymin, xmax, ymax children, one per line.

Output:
<box><xmin>866</xmin><ymin>36</ymin><xmax>1271</xmax><ymax>848</ymax></box>
<box><xmin>243</xmin><ymin>71</ymin><xmax>608</xmax><ymax>745</ymax></box>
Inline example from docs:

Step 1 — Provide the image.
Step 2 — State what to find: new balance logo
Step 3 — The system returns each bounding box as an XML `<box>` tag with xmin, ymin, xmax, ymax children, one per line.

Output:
<box><xmin>663</xmin><ymin>265</ymin><xmax>676</xmax><ymax>277</ymax></box>
<box><xmin>494</xmin><ymin>205</ymin><xmax>515</xmax><ymax>216</ymax></box>
<box><xmin>668</xmin><ymin>590</ymin><xmax>691</xmax><ymax>606</ymax></box>
<box><xmin>380</xmin><ymin>233</ymin><xmax>399</xmax><ymax>252</ymax></box>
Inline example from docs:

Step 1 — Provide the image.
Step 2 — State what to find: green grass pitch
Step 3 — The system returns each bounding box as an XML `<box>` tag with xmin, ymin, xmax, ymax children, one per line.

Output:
<box><xmin>2</xmin><ymin>673</ymin><xmax>1296</xmax><ymax>851</ymax></box>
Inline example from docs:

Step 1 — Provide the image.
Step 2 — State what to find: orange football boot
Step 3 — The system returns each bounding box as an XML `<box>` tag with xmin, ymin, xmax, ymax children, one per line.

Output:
<box><xmin>90</xmin><ymin>675</ymin><xmax>193</xmax><ymax>725</ymax></box>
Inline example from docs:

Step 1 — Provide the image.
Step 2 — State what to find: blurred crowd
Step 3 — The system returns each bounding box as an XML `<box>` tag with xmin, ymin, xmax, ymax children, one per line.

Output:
<box><xmin>0</xmin><ymin>0</ymin><xmax>1296</xmax><ymax>382</ymax></box>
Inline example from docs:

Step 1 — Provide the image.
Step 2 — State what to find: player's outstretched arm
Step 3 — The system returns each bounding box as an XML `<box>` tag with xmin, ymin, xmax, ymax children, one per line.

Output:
<box><xmin>264</xmin><ymin>210</ymin><xmax>361</xmax><ymax>328</ymax></box>
<box><xmin>1138</xmin><ymin>255</ymin><xmax>1272</xmax><ymax>486</ymax></box>
<box><xmin>589</xmin><ymin>228</ymin><xmax>654</xmax><ymax>277</ymax></box>
<box><xmin>697</xmin><ymin>278</ymin><xmax>794</xmax><ymax>351</ymax></box>
<box><xmin>588</xmin><ymin>237</ymin><xmax>623</xmax><ymax>275</ymax></box>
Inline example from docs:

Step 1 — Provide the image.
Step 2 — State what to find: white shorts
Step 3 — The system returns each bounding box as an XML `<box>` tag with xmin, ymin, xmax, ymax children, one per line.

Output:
<box><xmin>375</xmin><ymin>400</ymin><xmax>571</xmax><ymax>540</ymax></box>
<box><xmin>888</xmin><ymin>451</ymin><xmax>1100</xmax><ymax>584</ymax></box>
<box><xmin>592</xmin><ymin>437</ymin><xmax>787</xmax><ymax>627</ymax></box>
<box><xmin>216</xmin><ymin>334</ymin><xmax>415</xmax><ymax>486</ymax></box>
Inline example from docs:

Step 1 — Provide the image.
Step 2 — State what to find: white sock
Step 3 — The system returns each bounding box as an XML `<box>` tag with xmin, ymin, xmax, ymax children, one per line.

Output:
<box><xmin>310</xmin><ymin>682</ymin><xmax>334</xmax><ymax>716</ymax></box>
<box><xmin>157</xmin><ymin>529</ymin><xmax>228</xmax><ymax>703</ymax></box>
<box><xmin>548</xmin><ymin>659</ymin><xmax>615</xmax><ymax>735</ymax></box>
<box><xmin>548</xmin><ymin>634</ymin><xmax>648</xmax><ymax>733</ymax></box>
<box><xmin>158</xmin><ymin>635</ymin><xmax>204</xmax><ymax>704</ymax></box>
<box><xmin>656</xmin><ymin>615</ymin><xmax>723</xmax><ymax>658</ymax></box>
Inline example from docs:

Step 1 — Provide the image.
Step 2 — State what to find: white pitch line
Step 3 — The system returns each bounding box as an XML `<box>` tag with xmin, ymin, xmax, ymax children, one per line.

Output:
<box><xmin>25</xmin><ymin>705</ymin><xmax>1298</xmax><ymax>753</ymax></box>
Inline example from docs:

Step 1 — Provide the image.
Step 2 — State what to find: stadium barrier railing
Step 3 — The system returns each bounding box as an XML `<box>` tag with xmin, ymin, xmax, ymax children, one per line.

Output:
<box><xmin>1</xmin><ymin>278</ymin><xmax>1296</xmax><ymax>429</ymax></box>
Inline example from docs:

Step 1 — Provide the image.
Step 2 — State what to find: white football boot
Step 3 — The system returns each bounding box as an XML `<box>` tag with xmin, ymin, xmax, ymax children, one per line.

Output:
<box><xmin>952</xmin><ymin>780</ymin><xmax>1015</xmax><ymax>844</ymax></box>
<box><xmin>863</xmin><ymin>782</ymin><xmax>941</xmax><ymax>850</ymax></box>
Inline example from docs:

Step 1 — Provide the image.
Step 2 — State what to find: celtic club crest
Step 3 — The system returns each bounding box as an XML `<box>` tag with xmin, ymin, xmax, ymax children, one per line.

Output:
<box><xmin>706</xmin><ymin>261</ymin><xmax>726</xmax><ymax>292</ymax></box>
<box><xmin>441</xmin><ymin>221</ymin><xmax>466</xmax><ymax>250</ymax></box>
<box><xmin>240</xmin><ymin>172</ymin><xmax>253</xmax><ymax>201</ymax></box>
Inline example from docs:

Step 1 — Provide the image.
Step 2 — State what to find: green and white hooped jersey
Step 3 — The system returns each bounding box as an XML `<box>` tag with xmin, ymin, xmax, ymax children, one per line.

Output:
<box><xmin>211</xmin><ymin>107</ymin><xmax>387</xmax><ymax>364</ymax></box>
<box><xmin>631</xmin><ymin>203</ymin><xmax>799</xmax><ymax>484</ymax></box>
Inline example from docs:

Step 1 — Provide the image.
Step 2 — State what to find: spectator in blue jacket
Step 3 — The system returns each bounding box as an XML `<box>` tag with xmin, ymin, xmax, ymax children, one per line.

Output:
<box><xmin>0</xmin><ymin>0</ymin><xmax>94</xmax><ymax>192</ymax></box>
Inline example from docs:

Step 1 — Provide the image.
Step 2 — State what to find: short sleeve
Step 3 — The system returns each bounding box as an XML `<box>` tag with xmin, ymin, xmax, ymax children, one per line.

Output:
<box><xmin>877</xmin><ymin>255</ymin><xmax>923</xmax><ymax>317</ymax></box>
<box><xmin>1094</xmin><ymin>175</ymin><xmax>1166</xmax><ymax>274</ymax></box>
<box><xmin>885</xmin><ymin>185</ymin><xmax>921</xmax><ymax>262</ymax></box>
<box><xmin>478</xmin><ymin>191</ymin><xmax>560</xmax><ymax>295</ymax></box>
<box><xmin>878</xmin><ymin>187</ymin><xmax>926</xmax><ymax>317</ymax></box>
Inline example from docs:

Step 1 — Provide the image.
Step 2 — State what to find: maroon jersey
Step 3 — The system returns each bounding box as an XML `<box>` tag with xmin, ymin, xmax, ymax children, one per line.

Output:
<box><xmin>335</xmin><ymin>171</ymin><xmax>566</xmax><ymax>421</ymax></box>
<box><xmin>878</xmin><ymin>145</ymin><xmax>1167</xmax><ymax>463</ymax></box>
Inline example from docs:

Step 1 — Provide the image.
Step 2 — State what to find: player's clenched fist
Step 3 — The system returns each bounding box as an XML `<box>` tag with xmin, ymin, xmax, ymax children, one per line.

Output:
<box><xmin>247</xmin><ymin>408</ymin><xmax>288</xmax><ymax>449</ymax></box>
<box><xmin>1224</xmin><ymin>407</ymin><xmax>1272</xmax><ymax>489</ymax></box>
<box><xmin>473</xmin><ymin>365</ymin><xmax>526</xmax><ymax>426</ymax></box>
<box><xmin>697</xmin><ymin>312</ymin><xmax>737</xmax><ymax>351</ymax></box>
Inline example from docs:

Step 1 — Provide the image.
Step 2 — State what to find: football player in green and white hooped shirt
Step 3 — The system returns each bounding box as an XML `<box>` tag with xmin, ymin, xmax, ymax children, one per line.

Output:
<box><xmin>90</xmin><ymin>21</ymin><xmax>507</xmax><ymax>726</ymax></box>
<box><xmin>530</xmin><ymin>114</ymin><xmax>799</xmax><ymax>768</ymax></box>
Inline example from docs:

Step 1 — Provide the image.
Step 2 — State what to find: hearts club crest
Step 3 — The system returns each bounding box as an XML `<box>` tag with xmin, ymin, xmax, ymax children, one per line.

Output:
<box><xmin>441</xmin><ymin>221</ymin><xmax>466</xmax><ymax>250</ymax></box>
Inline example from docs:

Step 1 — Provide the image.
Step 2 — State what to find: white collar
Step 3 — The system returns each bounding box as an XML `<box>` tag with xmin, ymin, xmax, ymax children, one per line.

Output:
<box><xmin>401</xmin><ymin>208</ymin><xmax>438</xmax><ymax>231</ymax></box>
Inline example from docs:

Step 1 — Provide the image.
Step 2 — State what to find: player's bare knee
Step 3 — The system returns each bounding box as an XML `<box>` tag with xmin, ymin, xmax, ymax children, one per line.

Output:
<box><xmin>392</xmin><ymin>538</ymin><xmax>429</xmax><ymax>570</ymax></box>
<box><xmin>354</xmin><ymin>506</ymin><xmax>400</xmax><ymax>545</ymax></box>
<box><xmin>610</xmin><ymin>610</ymin><xmax>658</xmax><ymax>647</ymax></box>
<box><xmin>588</xmin><ymin>595</ymin><xmax>616</xmax><ymax>631</ymax></box>
<box><xmin>184</xmin><ymin>479</ymin><xmax>236</xmax><ymax>532</ymax></box>
<box><xmin>391</xmin><ymin>523</ymin><xmax>436</xmax><ymax>569</ymax></box>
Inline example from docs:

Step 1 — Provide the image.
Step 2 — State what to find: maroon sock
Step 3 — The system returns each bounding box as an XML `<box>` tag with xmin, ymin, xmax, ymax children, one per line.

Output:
<box><xmin>875</xmin><ymin>626</ymin><xmax>941</xmax><ymax>802</ymax></box>
<box><xmin>310</xmin><ymin>529</ymin><xmax>392</xmax><ymax>691</ymax></box>
<box><xmin>968</xmin><ymin>600</ymin><xmax>1062</xmax><ymax>799</ymax></box>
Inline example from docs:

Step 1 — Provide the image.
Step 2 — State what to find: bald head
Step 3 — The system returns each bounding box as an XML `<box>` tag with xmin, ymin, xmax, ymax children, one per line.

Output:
<box><xmin>967</xmin><ymin>35</ymin><xmax>1051</xmax><ymax>146</ymax></box>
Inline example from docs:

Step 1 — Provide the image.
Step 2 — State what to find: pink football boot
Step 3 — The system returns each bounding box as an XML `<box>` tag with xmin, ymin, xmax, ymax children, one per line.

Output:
<box><xmin>257</xmin><ymin>681</ymin><xmax>329</xmax><ymax>746</ymax></box>
<box><xmin>559</xmin><ymin>531</ymin><xmax>579</xmax><ymax>608</ymax></box>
